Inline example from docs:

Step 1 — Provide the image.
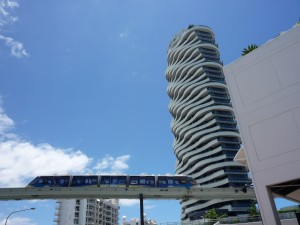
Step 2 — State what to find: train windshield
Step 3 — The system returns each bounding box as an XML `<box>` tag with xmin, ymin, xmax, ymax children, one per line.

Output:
<box><xmin>174</xmin><ymin>176</ymin><xmax>187</xmax><ymax>184</ymax></box>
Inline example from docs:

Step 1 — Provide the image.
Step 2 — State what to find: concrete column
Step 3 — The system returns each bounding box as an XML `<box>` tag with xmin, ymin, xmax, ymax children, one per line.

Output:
<box><xmin>257</xmin><ymin>186</ymin><xmax>280</xmax><ymax>225</ymax></box>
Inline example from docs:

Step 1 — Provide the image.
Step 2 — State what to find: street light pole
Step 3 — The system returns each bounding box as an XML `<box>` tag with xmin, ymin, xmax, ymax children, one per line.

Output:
<box><xmin>5</xmin><ymin>208</ymin><xmax>35</xmax><ymax>225</ymax></box>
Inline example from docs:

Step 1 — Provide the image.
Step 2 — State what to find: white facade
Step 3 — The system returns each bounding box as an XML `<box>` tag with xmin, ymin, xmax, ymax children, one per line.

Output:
<box><xmin>224</xmin><ymin>24</ymin><xmax>300</xmax><ymax>225</ymax></box>
<box><xmin>122</xmin><ymin>214</ymin><xmax>157</xmax><ymax>225</ymax></box>
<box><xmin>54</xmin><ymin>198</ymin><xmax>119</xmax><ymax>225</ymax></box>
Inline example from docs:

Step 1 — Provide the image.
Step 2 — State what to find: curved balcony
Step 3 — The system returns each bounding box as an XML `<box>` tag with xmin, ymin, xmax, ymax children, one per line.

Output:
<box><xmin>166</xmin><ymin>25</ymin><xmax>251</xmax><ymax>221</ymax></box>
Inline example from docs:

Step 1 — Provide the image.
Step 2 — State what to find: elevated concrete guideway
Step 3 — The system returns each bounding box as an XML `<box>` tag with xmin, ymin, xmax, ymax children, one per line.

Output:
<box><xmin>0</xmin><ymin>186</ymin><xmax>256</xmax><ymax>201</ymax></box>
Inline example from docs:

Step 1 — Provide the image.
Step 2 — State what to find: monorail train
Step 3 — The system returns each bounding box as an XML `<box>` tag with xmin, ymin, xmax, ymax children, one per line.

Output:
<box><xmin>26</xmin><ymin>175</ymin><xmax>198</xmax><ymax>189</ymax></box>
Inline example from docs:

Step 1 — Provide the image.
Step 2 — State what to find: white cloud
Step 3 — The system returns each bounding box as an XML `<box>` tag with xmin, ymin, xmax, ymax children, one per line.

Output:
<box><xmin>0</xmin><ymin>140</ymin><xmax>91</xmax><ymax>187</ymax></box>
<box><xmin>0</xmin><ymin>97</ymin><xmax>14</xmax><ymax>137</ymax></box>
<box><xmin>119</xmin><ymin>199</ymin><xmax>156</xmax><ymax>209</ymax></box>
<box><xmin>0</xmin><ymin>99</ymin><xmax>131</xmax><ymax>187</ymax></box>
<box><xmin>7</xmin><ymin>0</ymin><xmax>19</xmax><ymax>8</ymax></box>
<box><xmin>0</xmin><ymin>216</ymin><xmax>37</xmax><ymax>225</ymax></box>
<box><xmin>0</xmin><ymin>0</ymin><xmax>19</xmax><ymax>25</ymax></box>
<box><xmin>0</xmin><ymin>0</ymin><xmax>29</xmax><ymax>58</ymax></box>
<box><xmin>119</xmin><ymin>199</ymin><xmax>139</xmax><ymax>207</ymax></box>
<box><xmin>119</xmin><ymin>32</ymin><xmax>128</xmax><ymax>38</ymax></box>
<box><xmin>0</xmin><ymin>35</ymin><xmax>29</xmax><ymax>58</ymax></box>
<box><xmin>145</xmin><ymin>204</ymin><xmax>156</xmax><ymax>210</ymax></box>
<box><xmin>93</xmin><ymin>154</ymin><xmax>130</xmax><ymax>174</ymax></box>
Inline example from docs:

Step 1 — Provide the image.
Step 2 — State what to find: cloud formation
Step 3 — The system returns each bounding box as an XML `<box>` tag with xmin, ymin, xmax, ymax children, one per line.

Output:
<box><xmin>119</xmin><ymin>32</ymin><xmax>128</xmax><ymax>38</ymax></box>
<box><xmin>0</xmin><ymin>98</ymin><xmax>130</xmax><ymax>187</ymax></box>
<box><xmin>145</xmin><ymin>204</ymin><xmax>156</xmax><ymax>210</ymax></box>
<box><xmin>0</xmin><ymin>35</ymin><xmax>29</xmax><ymax>58</ymax></box>
<box><xmin>0</xmin><ymin>98</ymin><xmax>14</xmax><ymax>137</ymax></box>
<box><xmin>0</xmin><ymin>140</ymin><xmax>91</xmax><ymax>187</ymax></box>
<box><xmin>119</xmin><ymin>199</ymin><xmax>139</xmax><ymax>207</ymax></box>
<box><xmin>0</xmin><ymin>0</ymin><xmax>29</xmax><ymax>58</ymax></box>
<box><xmin>93</xmin><ymin>154</ymin><xmax>130</xmax><ymax>174</ymax></box>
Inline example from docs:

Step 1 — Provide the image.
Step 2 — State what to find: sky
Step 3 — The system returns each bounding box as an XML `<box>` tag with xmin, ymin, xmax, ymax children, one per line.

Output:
<box><xmin>0</xmin><ymin>0</ymin><xmax>299</xmax><ymax>224</ymax></box>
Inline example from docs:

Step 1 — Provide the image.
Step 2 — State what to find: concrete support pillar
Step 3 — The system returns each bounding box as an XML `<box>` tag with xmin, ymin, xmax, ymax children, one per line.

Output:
<box><xmin>257</xmin><ymin>186</ymin><xmax>280</xmax><ymax>225</ymax></box>
<box><xmin>139</xmin><ymin>194</ymin><xmax>144</xmax><ymax>225</ymax></box>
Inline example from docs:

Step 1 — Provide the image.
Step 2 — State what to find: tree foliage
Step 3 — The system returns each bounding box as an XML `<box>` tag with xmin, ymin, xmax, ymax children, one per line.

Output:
<box><xmin>204</xmin><ymin>209</ymin><xmax>227</xmax><ymax>225</ymax></box>
<box><xmin>204</xmin><ymin>208</ymin><xmax>227</xmax><ymax>219</ymax></box>
<box><xmin>248</xmin><ymin>204</ymin><xmax>260</xmax><ymax>218</ymax></box>
<box><xmin>241</xmin><ymin>44</ymin><xmax>259</xmax><ymax>56</ymax></box>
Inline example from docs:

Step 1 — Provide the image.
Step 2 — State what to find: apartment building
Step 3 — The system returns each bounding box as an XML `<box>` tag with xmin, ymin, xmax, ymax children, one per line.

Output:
<box><xmin>166</xmin><ymin>24</ymin><xmax>252</xmax><ymax>221</ymax></box>
<box><xmin>54</xmin><ymin>198</ymin><xmax>119</xmax><ymax>225</ymax></box>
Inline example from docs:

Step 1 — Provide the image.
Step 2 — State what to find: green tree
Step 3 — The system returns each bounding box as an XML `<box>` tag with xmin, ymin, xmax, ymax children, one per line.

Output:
<box><xmin>241</xmin><ymin>44</ymin><xmax>259</xmax><ymax>56</ymax></box>
<box><xmin>204</xmin><ymin>209</ymin><xmax>227</xmax><ymax>224</ymax></box>
<box><xmin>248</xmin><ymin>204</ymin><xmax>260</xmax><ymax>218</ymax></box>
<box><xmin>205</xmin><ymin>209</ymin><xmax>219</xmax><ymax>220</ymax></box>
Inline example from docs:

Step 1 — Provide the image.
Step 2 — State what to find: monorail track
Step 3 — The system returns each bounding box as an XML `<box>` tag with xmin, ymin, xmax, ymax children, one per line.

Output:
<box><xmin>0</xmin><ymin>186</ymin><xmax>256</xmax><ymax>200</ymax></box>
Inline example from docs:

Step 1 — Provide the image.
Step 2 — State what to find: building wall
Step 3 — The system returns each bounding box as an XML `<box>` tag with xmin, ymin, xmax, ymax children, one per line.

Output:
<box><xmin>166</xmin><ymin>25</ymin><xmax>252</xmax><ymax>221</ymax></box>
<box><xmin>223</xmin><ymin>25</ymin><xmax>300</xmax><ymax>225</ymax></box>
<box><xmin>55</xmin><ymin>198</ymin><xmax>119</xmax><ymax>225</ymax></box>
<box><xmin>55</xmin><ymin>200</ymin><xmax>76</xmax><ymax>225</ymax></box>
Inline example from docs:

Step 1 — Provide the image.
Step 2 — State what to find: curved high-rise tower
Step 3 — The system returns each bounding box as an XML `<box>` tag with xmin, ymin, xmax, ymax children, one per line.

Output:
<box><xmin>166</xmin><ymin>25</ymin><xmax>252</xmax><ymax>221</ymax></box>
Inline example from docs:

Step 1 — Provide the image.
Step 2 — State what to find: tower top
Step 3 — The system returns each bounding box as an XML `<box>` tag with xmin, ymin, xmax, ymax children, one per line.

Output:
<box><xmin>168</xmin><ymin>25</ymin><xmax>214</xmax><ymax>49</ymax></box>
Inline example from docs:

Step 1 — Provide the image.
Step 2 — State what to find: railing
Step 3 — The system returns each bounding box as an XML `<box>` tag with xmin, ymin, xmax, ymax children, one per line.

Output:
<box><xmin>157</xmin><ymin>212</ymin><xmax>298</xmax><ymax>225</ymax></box>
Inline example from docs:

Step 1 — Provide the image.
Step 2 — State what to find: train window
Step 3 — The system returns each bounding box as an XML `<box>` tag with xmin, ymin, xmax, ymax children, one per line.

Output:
<box><xmin>173</xmin><ymin>177</ymin><xmax>188</xmax><ymax>185</ymax></box>
<box><xmin>74</xmin><ymin>178</ymin><xmax>82</xmax><ymax>184</ymax></box>
<box><xmin>111</xmin><ymin>176</ymin><xmax>126</xmax><ymax>184</ymax></box>
<box><xmin>140</xmin><ymin>178</ymin><xmax>146</xmax><ymax>184</ymax></box>
<box><xmin>130</xmin><ymin>177</ymin><xmax>138</xmax><ymax>185</ymax></box>
<box><xmin>103</xmin><ymin>179</ymin><xmax>109</xmax><ymax>184</ymax></box>
<box><xmin>101</xmin><ymin>176</ymin><xmax>110</xmax><ymax>184</ymax></box>
<box><xmin>178</xmin><ymin>177</ymin><xmax>187</xmax><ymax>184</ymax></box>
<box><xmin>168</xmin><ymin>179</ymin><xmax>174</xmax><ymax>185</ymax></box>
<box><xmin>130</xmin><ymin>179</ymin><xmax>138</xmax><ymax>184</ymax></box>
<box><xmin>158</xmin><ymin>177</ymin><xmax>167</xmax><ymax>185</ymax></box>
<box><xmin>111</xmin><ymin>177</ymin><xmax>119</xmax><ymax>184</ymax></box>
<box><xmin>38</xmin><ymin>178</ymin><xmax>44</xmax><ymax>184</ymax></box>
<box><xmin>119</xmin><ymin>177</ymin><xmax>126</xmax><ymax>184</ymax></box>
<box><xmin>146</xmin><ymin>179</ymin><xmax>154</xmax><ymax>184</ymax></box>
<box><xmin>85</xmin><ymin>179</ymin><xmax>91</xmax><ymax>184</ymax></box>
<box><xmin>71</xmin><ymin>176</ymin><xmax>98</xmax><ymax>186</ymax></box>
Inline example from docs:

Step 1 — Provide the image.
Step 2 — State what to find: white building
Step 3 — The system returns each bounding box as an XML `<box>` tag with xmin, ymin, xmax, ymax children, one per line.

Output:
<box><xmin>223</xmin><ymin>24</ymin><xmax>300</xmax><ymax>225</ymax></box>
<box><xmin>122</xmin><ymin>214</ymin><xmax>157</xmax><ymax>225</ymax></box>
<box><xmin>166</xmin><ymin>25</ymin><xmax>252</xmax><ymax>221</ymax></box>
<box><xmin>54</xmin><ymin>198</ymin><xmax>119</xmax><ymax>225</ymax></box>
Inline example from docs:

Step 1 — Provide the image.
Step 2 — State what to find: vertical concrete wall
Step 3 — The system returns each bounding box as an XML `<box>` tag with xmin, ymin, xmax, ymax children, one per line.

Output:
<box><xmin>58</xmin><ymin>199</ymin><xmax>76</xmax><ymax>225</ymax></box>
<box><xmin>223</xmin><ymin>25</ymin><xmax>300</xmax><ymax>225</ymax></box>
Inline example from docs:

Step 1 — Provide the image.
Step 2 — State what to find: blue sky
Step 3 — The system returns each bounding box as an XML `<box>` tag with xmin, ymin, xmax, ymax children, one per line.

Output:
<box><xmin>0</xmin><ymin>0</ymin><xmax>299</xmax><ymax>224</ymax></box>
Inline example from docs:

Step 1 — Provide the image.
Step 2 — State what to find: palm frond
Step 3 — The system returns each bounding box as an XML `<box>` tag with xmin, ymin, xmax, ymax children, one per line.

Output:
<box><xmin>242</xmin><ymin>44</ymin><xmax>259</xmax><ymax>56</ymax></box>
